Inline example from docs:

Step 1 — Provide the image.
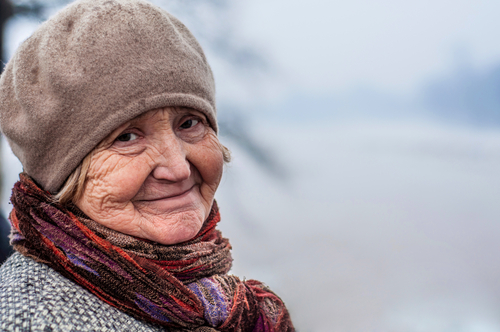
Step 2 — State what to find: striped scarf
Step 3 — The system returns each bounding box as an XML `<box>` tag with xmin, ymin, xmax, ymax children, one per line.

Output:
<box><xmin>9</xmin><ymin>174</ymin><xmax>294</xmax><ymax>331</ymax></box>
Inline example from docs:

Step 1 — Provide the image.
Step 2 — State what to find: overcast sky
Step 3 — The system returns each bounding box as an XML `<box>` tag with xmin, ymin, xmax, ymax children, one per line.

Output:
<box><xmin>234</xmin><ymin>0</ymin><xmax>500</xmax><ymax>96</ymax></box>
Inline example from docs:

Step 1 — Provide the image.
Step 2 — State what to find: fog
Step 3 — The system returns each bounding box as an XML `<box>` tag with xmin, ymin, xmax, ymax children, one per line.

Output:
<box><xmin>215</xmin><ymin>118</ymin><xmax>500</xmax><ymax>331</ymax></box>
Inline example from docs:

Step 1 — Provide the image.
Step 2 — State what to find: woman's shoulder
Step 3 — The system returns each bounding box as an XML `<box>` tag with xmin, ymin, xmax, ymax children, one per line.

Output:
<box><xmin>0</xmin><ymin>252</ymin><xmax>48</xmax><ymax>331</ymax></box>
<box><xmin>0</xmin><ymin>252</ymin><xmax>167</xmax><ymax>332</ymax></box>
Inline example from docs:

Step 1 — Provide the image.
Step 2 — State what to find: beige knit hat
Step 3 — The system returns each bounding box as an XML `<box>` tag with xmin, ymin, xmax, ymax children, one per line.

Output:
<box><xmin>0</xmin><ymin>0</ymin><xmax>217</xmax><ymax>193</ymax></box>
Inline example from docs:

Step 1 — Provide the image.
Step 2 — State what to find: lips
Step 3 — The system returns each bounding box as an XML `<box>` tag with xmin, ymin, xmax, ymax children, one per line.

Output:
<box><xmin>137</xmin><ymin>184</ymin><xmax>196</xmax><ymax>202</ymax></box>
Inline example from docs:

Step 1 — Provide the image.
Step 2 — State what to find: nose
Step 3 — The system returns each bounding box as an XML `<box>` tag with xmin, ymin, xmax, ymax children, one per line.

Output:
<box><xmin>151</xmin><ymin>136</ymin><xmax>191</xmax><ymax>183</ymax></box>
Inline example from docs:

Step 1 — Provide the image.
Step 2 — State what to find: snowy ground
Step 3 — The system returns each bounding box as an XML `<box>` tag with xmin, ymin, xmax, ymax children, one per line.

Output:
<box><xmin>2</xmin><ymin>118</ymin><xmax>500</xmax><ymax>332</ymax></box>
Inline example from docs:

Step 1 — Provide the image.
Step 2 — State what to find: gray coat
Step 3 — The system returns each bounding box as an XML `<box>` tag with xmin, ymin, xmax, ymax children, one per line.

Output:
<box><xmin>0</xmin><ymin>252</ymin><xmax>167</xmax><ymax>332</ymax></box>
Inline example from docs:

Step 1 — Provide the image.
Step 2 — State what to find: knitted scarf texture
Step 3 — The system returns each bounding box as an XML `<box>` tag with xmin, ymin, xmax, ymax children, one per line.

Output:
<box><xmin>9</xmin><ymin>174</ymin><xmax>294</xmax><ymax>331</ymax></box>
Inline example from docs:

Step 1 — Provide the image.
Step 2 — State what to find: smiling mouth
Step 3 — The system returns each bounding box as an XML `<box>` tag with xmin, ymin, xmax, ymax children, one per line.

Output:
<box><xmin>139</xmin><ymin>185</ymin><xmax>196</xmax><ymax>202</ymax></box>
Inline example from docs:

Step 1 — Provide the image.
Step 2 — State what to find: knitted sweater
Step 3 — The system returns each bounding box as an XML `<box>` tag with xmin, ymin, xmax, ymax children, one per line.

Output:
<box><xmin>0</xmin><ymin>252</ymin><xmax>168</xmax><ymax>332</ymax></box>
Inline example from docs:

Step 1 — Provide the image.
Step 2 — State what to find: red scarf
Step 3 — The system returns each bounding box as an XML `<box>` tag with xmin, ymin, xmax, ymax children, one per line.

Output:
<box><xmin>9</xmin><ymin>174</ymin><xmax>294</xmax><ymax>331</ymax></box>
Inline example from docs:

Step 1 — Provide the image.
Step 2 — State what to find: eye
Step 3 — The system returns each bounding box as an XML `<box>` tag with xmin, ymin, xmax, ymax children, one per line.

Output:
<box><xmin>116</xmin><ymin>132</ymin><xmax>139</xmax><ymax>142</ymax></box>
<box><xmin>179</xmin><ymin>119</ymin><xmax>200</xmax><ymax>129</ymax></box>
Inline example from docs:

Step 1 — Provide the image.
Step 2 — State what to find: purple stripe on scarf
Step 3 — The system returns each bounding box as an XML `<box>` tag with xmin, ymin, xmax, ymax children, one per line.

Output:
<box><xmin>30</xmin><ymin>210</ymin><xmax>133</xmax><ymax>281</ymax></box>
<box><xmin>66</xmin><ymin>252</ymin><xmax>99</xmax><ymax>276</ymax></box>
<box><xmin>188</xmin><ymin>277</ymin><xmax>230</xmax><ymax>327</ymax></box>
<box><xmin>10</xmin><ymin>232</ymin><xmax>24</xmax><ymax>242</ymax></box>
<box><xmin>134</xmin><ymin>294</ymin><xmax>171</xmax><ymax>323</ymax></box>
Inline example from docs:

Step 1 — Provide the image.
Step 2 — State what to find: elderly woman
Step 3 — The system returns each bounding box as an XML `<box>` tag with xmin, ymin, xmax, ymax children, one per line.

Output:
<box><xmin>0</xmin><ymin>0</ymin><xmax>294</xmax><ymax>331</ymax></box>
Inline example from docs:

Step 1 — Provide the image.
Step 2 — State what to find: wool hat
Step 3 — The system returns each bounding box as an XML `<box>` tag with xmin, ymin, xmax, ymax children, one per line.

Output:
<box><xmin>0</xmin><ymin>0</ymin><xmax>217</xmax><ymax>194</ymax></box>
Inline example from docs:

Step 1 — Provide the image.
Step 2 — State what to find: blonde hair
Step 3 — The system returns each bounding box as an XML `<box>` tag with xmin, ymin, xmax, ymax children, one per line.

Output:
<box><xmin>53</xmin><ymin>151</ymin><xmax>94</xmax><ymax>205</ymax></box>
<box><xmin>54</xmin><ymin>143</ymin><xmax>231</xmax><ymax>205</ymax></box>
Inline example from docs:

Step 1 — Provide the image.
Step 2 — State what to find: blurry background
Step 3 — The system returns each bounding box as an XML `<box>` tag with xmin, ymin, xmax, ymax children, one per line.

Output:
<box><xmin>2</xmin><ymin>0</ymin><xmax>500</xmax><ymax>331</ymax></box>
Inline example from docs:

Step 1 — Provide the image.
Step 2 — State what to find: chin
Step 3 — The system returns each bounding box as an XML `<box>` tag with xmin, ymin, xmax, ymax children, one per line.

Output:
<box><xmin>148</xmin><ymin>210</ymin><xmax>205</xmax><ymax>245</ymax></box>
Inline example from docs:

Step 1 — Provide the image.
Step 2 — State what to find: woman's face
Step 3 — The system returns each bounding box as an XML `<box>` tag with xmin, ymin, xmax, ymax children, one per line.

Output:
<box><xmin>75</xmin><ymin>107</ymin><xmax>224</xmax><ymax>245</ymax></box>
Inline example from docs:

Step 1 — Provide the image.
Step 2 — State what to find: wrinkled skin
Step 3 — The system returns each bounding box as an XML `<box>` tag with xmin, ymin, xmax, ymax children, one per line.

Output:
<box><xmin>75</xmin><ymin>107</ymin><xmax>224</xmax><ymax>245</ymax></box>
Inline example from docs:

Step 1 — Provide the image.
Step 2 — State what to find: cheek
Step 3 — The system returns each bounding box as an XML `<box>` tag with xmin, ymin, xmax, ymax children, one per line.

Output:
<box><xmin>190</xmin><ymin>135</ymin><xmax>224</xmax><ymax>190</ymax></box>
<box><xmin>83</xmin><ymin>153</ymin><xmax>151</xmax><ymax>204</ymax></box>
